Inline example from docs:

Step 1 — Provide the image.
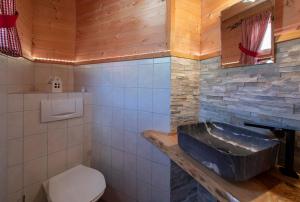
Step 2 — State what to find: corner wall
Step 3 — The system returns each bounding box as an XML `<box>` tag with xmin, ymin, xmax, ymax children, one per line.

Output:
<box><xmin>74</xmin><ymin>58</ymin><xmax>172</xmax><ymax>202</ymax></box>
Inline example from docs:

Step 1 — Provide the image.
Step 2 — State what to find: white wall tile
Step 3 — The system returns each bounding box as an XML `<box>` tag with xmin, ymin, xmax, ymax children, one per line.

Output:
<box><xmin>124</xmin><ymin>131</ymin><xmax>137</xmax><ymax>154</ymax></box>
<box><xmin>151</xmin><ymin>147</ymin><xmax>170</xmax><ymax>166</ymax></box>
<box><xmin>124</xmin><ymin>110</ymin><xmax>138</xmax><ymax>132</ymax></box>
<box><xmin>24</xmin><ymin>134</ymin><xmax>47</xmax><ymax>162</ymax></box>
<box><xmin>24</xmin><ymin>182</ymin><xmax>46</xmax><ymax>202</ymax></box>
<box><xmin>153</xmin><ymin>114</ymin><xmax>170</xmax><ymax>133</ymax></box>
<box><xmin>138</xmin><ymin>111</ymin><xmax>153</xmax><ymax>133</ymax></box>
<box><xmin>124</xmin><ymin>88</ymin><xmax>138</xmax><ymax>110</ymax></box>
<box><xmin>112</xmin><ymin>108</ymin><xmax>124</xmax><ymax>130</ymax></box>
<box><xmin>74</xmin><ymin>58</ymin><xmax>172</xmax><ymax>202</ymax></box>
<box><xmin>111</xmin><ymin>149</ymin><xmax>124</xmax><ymax>173</ymax></box>
<box><xmin>24</xmin><ymin>111</ymin><xmax>47</xmax><ymax>136</ymax></box>
<box><xmin>7</xmin><ymin>138</ymin><xmax>23</xmax><ymax>166</ymax></box>
<box><xmin>67</xmin><ymin>125</ymin><xmax>84</xmax><ymax>147</ymax></box>
<box><xmin>124</xmin><ymin>65</ymin><xmax>138</xmax><ymax>88</ymax></box>
<box><xmin>153</xmin><ymin>89</ymin><xmax>170</xmax><ymax>115</ymax></box>
<box><xmin>111</xmin><ymin>169</ymin><xmax>124</xmax><ymax>192</ymax></box>
<box><xmin>112</xmin><ymin>87</ymin><xmax>124</xmax><ymax>108</ymax></box>
<box><xmin>111</xmin><ymin>127</ymin><xmax>124</xmax><ymax>151</ymax></box>
<box><xmin>47</xmin><ymin>150</ymin><xmax>67</xmax><ymax>178</ymax></box>
<box><xmin>137</xmin><ymin>181</ymin><xmax>151</xmax><ymax>202</ymax></box>
<box><xmin>154</xmin><ymin>57</ymin><xmax>171</xmax><ymax>64</ymax></box>
<box><xmin>101</xmin><ymin>106</ymin><xmax>113</xmax><ymax>126</ymax></box>
<box><xmin>124</xmin><ymin>171</ymin><xmax>137</xmax><ymax>198</ymax></box>
<box><xmin>138</xmin><ymin>88</ymin><xmax>153</xmax><ymax>112</ymax></box>
<box><xmin>101</xmin><ymin>126</ymin><xmax>112</xmax><ymax>146</ymax></box>
<box><xmin>153</xmin><ymin>63</ymin><xmax>170</xmax><ymax>89</ymax></box>
<box><xmin>7</xmin><ymin>94</ymin><xmax>23</xmax><ymax>112</ymax></box>
<box><xmin>137</xmin><ymin>157</ymin><xmax>151</xmax><ymax>184</ymax></box>
<box><xmin>112</xmin><ymin>66</ymin><xmax>124</xmax><ymax>87</ymax></box>
<box><xmin>138</xmin><ymin>64</ymin><xmax>153</xmax><ymax>88</ymax></box>
<box><xmin>7</xmin><ymin>165</ymin><xmax>23</xmax><ymax>194</ymax></box>
<box><xmin>137</xmin><ymin>136</ymin><xmax>152</xmax><ymax>160</ymax></box>
<box><xmin>48</xmin><ymin>128</ymin><xmax>67</xmax><ymax>154</ymax></box>
<box><xmin>151</xmin><ymin>186</ymin><xmax>170</xmax><ymax>202</ymax></box>
<box><xmin>124</xmin><ymin>153</ymin><xmax>137</xmax><ymax>174</ymax></box>
<box><xmin>24</xmin><ymin>157</ymin><xmax>47</xmax><ymax>186</ymax></box>
<box><xmin>24</xmin><ymin>94</ymin><xmax>48</xmax><ymax>111</ymax></box>
<box><xmin>7</xmin><ymin>112</ymin><xmax>23</xmax><ymax>139</ymax></box>
<box><xmin>67</xmin><ymin>117</ymin><xmax>83</xmax><ymax>127</ymax></box>
<box><xmin>67</xmin><ymin>145</ymin><xmax>83</xmax><ymax>168</ymax></box>
<box><xmin>151</xmin><ymin>163</ymin><xmax>170</xmax><ymax>191</ymax></box>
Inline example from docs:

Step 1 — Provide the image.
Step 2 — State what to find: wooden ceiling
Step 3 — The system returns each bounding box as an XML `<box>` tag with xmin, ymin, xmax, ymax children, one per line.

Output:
<box><xmin>16</xmin><ymin>0</ymin><xmax>300</xmax><ymax>64</ymax></box>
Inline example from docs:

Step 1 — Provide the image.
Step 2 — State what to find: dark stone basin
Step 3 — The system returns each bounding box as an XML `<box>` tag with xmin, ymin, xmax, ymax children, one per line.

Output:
<box><xmin>178</xmin><ymin>122</ymin><xmax>280</xmax><ymax>181</ymax></box>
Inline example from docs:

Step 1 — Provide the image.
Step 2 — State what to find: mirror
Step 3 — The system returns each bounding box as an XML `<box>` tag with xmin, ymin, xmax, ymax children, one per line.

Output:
<box><xmin>221</xmin><ymin>0</ymin><xmax>274</xmax><ymax>68</ymax></box>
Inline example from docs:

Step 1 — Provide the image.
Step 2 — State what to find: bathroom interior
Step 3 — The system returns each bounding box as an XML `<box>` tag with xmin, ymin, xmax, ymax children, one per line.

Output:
<box><xmin>0</xmin><ymin>0</ymin><xmax>300</xmax><ymax>201</ymax></box>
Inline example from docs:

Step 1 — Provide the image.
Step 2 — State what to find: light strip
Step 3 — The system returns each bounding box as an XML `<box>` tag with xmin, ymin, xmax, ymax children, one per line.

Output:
<box><xmin>33</xmin><ymin>57</ymin><xmax>75</xmax><ymax>63</ymax></box>
<box><xmin>242</xmin><ymin>0</ymin><xmax>256</xmax><ymax>2</ymax></box>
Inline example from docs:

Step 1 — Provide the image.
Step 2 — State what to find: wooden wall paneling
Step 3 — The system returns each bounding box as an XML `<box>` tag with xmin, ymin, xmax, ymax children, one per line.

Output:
<box><xmin>76</xmin><ymin>0</ymin><xmax>169</xmax><ymax>63</ymax></box>
<box><xmin>32</xmin><ymin>0</ymin><xmax>76</xmax><ymax>61</ymax></box>
<box><xmin>200</xmin><ymin>0</ymin><xmax>300</xmax><ymax>60</ymax></box>
<box><xmin>274</xmin><ymin>0</ymin><xmax>300</xmax><ymax>34</ymax></box>
<box><xmin>200</xmin><ymin>0</ymin><xmax>240</xmax><ymax>57</ymax></box>
<box><xmin>16</xmin><ymin>0</ymin><xmax>33</xmax><ymax>59</ymax></box>
<box><xmin>169</xmin><ymin>0</ymin><xmax>201</xmax><ymax>60</ymax></box>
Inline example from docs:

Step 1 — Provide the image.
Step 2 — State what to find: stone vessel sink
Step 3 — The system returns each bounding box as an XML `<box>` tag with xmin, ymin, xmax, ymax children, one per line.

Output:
<box><xmin>178</xmin><ymin>122</ymin><xmax>280</xmax><ymax>181</ymax></box>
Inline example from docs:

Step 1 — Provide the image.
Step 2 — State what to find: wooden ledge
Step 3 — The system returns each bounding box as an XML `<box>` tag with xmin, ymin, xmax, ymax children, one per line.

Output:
<box><xmin>143</xmin><ymin>130</ymin><xmax>300</xmax><ymax>202</ymax></box>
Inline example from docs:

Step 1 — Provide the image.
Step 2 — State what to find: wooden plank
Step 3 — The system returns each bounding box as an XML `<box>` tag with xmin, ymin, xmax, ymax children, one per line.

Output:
<box><xmin>31</xmin><ymin>0</ymin><xmax>76</xmax><ymax>61</ymax></box>
<box><xmin>16</xmin><ymin>0</ymin><xmax>33</xmax><ymax>59</ymax></box>
<box><xmin>169</xmin><ymin>0</ymin><xmax>201</xmax><ymax>59</ymax></box>
<box><xmin>75</xmin><ymin>0</ymin><xmax>168</xmax><ymax>62</ymax></box>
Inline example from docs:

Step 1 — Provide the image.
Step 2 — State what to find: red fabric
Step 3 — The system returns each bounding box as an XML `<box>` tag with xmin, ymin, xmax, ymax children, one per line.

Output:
<box><xmin>0</xmin><ymin>0</ymin><xmax>22</xmax><ymax>57</ymax></box>
<box><xmin>239</xmin><ymin>10</ymin><xmax>271</xmax><ymax>65</ymax></box>
<box><xmin>0</xmin><ymin>12</ymin><xmax>18</xmax><ymax>28</ymax></box>
<box><xmin>239</xmin><ymin>43</ymin><xmax>260</xmax><ymax>57</ymax></box>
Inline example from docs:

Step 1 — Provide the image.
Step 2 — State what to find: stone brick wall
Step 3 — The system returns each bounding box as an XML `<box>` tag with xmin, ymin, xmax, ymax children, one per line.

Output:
<box><xmin>170</xmin><ymin>57</ymin><xmax>201</xmax><ymax>132</ymax></box>
<box><xmin>171</xmin><ymin>161</ymin><xmax>217</xmax><ymax>202</ymax></box>
<box><xmin>199</xmin><ymin>39</ymin><xmax>300</xmax><ymax>170</ymax></box>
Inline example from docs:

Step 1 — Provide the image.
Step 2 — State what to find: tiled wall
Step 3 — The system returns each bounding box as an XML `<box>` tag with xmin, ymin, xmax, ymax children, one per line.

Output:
<box><xmin>74</xmin><ymin>58</ymin><xmax>172</xmax><ymax>202</ymax></box>
<box><xmin>6</xmin><ymin>92</ymin><xmax>92</xmax><ymax>202</ymax></box>
<box><xmin>0</xmin><ymin>55</ymin><xmax>8</xmax><ymax>202</ymax></box>
<box><xmin>0</xmin><ymin>53</ymin><xmax>76</xmax><ymax>202</ymax></box>
<box><xmin>0</xmin><ymin>54</ymin><xmax>74</xmax><ymax>94</ymax></box>
<box><xmin>199</xmin><ymin>39</ymin><xmax>300</xmax><ymax>170</ymax></box>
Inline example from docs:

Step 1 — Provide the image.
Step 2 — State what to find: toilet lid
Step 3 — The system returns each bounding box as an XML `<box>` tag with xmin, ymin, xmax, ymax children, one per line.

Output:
<box><xmin>44</xmin><ymin>165</ymin><xmax>106</xmax><ymax>202</ymax></box>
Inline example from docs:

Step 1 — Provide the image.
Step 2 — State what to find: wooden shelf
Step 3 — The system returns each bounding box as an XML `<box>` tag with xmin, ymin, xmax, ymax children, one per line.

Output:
<box><xmin>143</xmin><ymin>130</ymin><xmax>300</xmax><ymax>202</ymax></box>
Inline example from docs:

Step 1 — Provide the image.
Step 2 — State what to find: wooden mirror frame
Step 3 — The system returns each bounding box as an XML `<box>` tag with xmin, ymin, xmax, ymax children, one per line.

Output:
<box><xmin>221</xmin><ymin>0</ymin><xmax>275</xmax><ymax>68</ymax></box>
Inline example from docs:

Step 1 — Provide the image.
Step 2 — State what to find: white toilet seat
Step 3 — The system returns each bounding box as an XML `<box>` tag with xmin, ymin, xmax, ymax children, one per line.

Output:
<box><xmin>43</xmin><ymin>165</ymin><xmax>106</xmax><ymax>202</ymax></box>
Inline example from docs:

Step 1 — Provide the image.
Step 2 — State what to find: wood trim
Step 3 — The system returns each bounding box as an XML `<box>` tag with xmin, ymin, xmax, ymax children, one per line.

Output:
<box><xmin>166</xmin><ymin>0</ymin><xmax>173</xmax><ymax>51</ymax></box>
<box><xmin>170</xmin><ymin>51</ymin><xmax>201</xmax><ymax>60</ymax></box>
<box><xmin>199</xmin><ymin>51</ymin><xmax>221</xmax><ymax>60</ymax></box>
<box><xmin>168</xmin><ymin>0</ymin><xmax>175</xmax><ymax>52</ymax></box>
<box><xmin>275</xmin><ymin>30</ymin><xmax>300</xmax><ymax>43</ymax></box>
<box><xmin>199</xmin><ymin>30</ymin><xmax>300</xmax><ymax>61</ymax></box>
<box><xmin>75</xmin><ymin>51</ymin><xmax>171</xmax><ymax>65</ymax></box>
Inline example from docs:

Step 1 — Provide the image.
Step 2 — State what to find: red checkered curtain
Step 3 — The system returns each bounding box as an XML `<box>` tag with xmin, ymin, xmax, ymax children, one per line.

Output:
<box><xmin>0</xmin><ymin>0</ymin><xmax>22</xmax><ymax>57</ymax></box>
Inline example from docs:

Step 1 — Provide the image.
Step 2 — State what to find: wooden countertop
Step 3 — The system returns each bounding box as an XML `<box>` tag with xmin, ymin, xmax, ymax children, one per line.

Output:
<box><xmin>143</xmin><ymin>130</ymin><xmax>300</xmax><ymax>202</ymax></box>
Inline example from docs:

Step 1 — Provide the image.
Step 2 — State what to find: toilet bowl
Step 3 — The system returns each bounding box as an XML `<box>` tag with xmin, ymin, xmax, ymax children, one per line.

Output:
<box><xmin>43</xmin><ymin>165</ymin><xmax>106</xmax><ymax>202</ymax></box>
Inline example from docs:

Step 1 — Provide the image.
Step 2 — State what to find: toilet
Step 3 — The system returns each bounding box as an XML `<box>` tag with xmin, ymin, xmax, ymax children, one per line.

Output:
<box><xmin>43</xmin><ymin>165</ymin><xmax>106</xmax><ymax>202</ymax></box>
